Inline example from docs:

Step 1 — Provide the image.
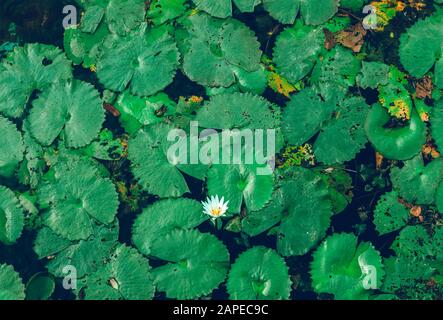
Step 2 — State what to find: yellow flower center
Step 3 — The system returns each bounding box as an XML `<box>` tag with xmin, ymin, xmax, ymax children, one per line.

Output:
<box><xmin>211</xmin><ymin>207</ymin><xmax>222</xmax><ymax>217</ymax></box>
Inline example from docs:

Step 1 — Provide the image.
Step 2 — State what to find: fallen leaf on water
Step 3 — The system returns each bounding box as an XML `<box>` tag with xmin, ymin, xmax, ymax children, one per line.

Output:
<box><xmin>415</xmin><ymin>76</ymin><xmax>433</xmax><ymax>99</ymax></box>
<box><xmin>410</xmin><ymin>206</ymin><xmax>422</xmax><ymax>217</ymax></box>
<box><xmin>267</xmin><ymin>71</ymin><xmax>296</xmax><ymax>98</ymax></box>
<box><xmin>375</xmin><ymin>152</ymin><xmax>384</xmax><ymax>170</ymax></box>
<box><xmin>323</xmin><ymin>28</ymin><xmax>337</xmax><ymax>50</ymax></box>
<box><xmin>335</xmin><ymin>23</ymin><xmax>367</xmax><ymax>53</ymax></box>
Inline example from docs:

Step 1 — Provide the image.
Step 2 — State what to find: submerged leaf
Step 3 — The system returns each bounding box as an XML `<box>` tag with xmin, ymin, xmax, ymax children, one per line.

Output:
<box><xmin>25</xmin><ymin>273</ymin><xmax>55</xmax><ymax>300</ymax></box>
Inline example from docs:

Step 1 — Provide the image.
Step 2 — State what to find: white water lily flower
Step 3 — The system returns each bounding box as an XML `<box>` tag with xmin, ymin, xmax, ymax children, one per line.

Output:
<box><xmin>202</xmin><ymin>195</ymin><xmax>229</xmax><ymax>219</ymax></box>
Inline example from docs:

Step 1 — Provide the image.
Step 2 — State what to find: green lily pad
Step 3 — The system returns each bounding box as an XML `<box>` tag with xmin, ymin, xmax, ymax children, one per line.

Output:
<box><xmin>34</xmin><ymin>221</ymin><xmax>119</xmax><ymax>278</ymax></box>
<box><xmin>97</xmin><ymin>25</ymin><xmax>179</xmax><ymax>96</ymax></box>
<box><xmin>313</xmin><ymin>97</ymin><xmax>369</xmax><ymax>165</ymax></box>
<box><xmin>180</xmin><ymin>14</ymin><xmax>262</xmax><ymax>87</ymax></box>
<box><xmin>0</xmin><ymin>116</ymin><xmax>24</xmax><ymax>178</ymax></box>
<box><xmin>399</xmin><ymin>11</ymin><xmax>443</xmax><ymax>78</ymax></box>
<box><xmin>0</xmin><ymin>186</ymin><xmax>24</xmax><ymax>245</ymax></box>
<box><xmin>262</xmin><ymin>0</ymin><xmax>339</xmax><ymax>25</ymax></box>
<box><xmin>78</xmin><ymin>0</ymin><xmax>146</xmax><ymax>35</ymax></box>
<box><xmin>191</xmin><ymin>0</ymin><xmax>259</xmax><ymax>18</ymax></box>
<box><xmin>132</xmin><ymin>198</ymin><xmax>208</xmax><ymax>255</ymax></box>
<box><xmin>311</xmin><ymin>233</ymin><xmax>385</xmax><ymax>300</ymax></box>
<box><xmin>391</xmin><ymin>156</ymin><xmax>443</xmax><ymax>205</ymax></box>
<box><xmin>431</xmin><ymin>99</ymin><xmax>443</xmax><ymax>152</ymax></box>
<box><xmin>115</xmin><ymin>91</ymin><xmax>176</xmax><ymax>135</ymax></box>
<box><xmin>207</xmin><ymin>163</ymin><xmax>274</xmax><ymax>213</ymax></box>
<box><xmin>227</xmin><ymin>246</ymin><xmax>291</xmax><ymax>300</ymax></box>
<box><xmin>273</xmin><ymin>21</ymin><xmax>324</xmax><ymax>84</ymax></box>
<box><xmin>373</xmin><ymin>191</ymin><xmax>409</xmax><ymax>235</ymax></box>
<box><xmin>365</xmin><ymin>104</ymin><xmax>426</xmax><ymax>160</ymax></box>
<box><xmin>0</xmin><ymin>43</ymin><xmax>72</xmax><ymax>118</ymax></box>
<box><xmin>148</xmin><ymin>0</ymin><xmax>188</xmax><ymax>25</ymax></box>
<box><xmin>81</xmin><ymin>245</ymin><xmax>154</xmax><ymax>300</ymax></box>
<box><xmin>282</xmin><ymin>87</ymin><xmax>338</xmax><ymax>146</ymax></box>
<box><xmin>0</xmin><ymin>264</ymin><xmax>25</xmax><ymax>300</ymax></box>
<box><xmin>128</xmin><ymin>123</ymin><xmax>190</xmax><ymax>197</ymax></box>
<box><xmin>356</xmin><ymin>61</ymin><xmax>390</xmax><ymax>89</ymax></box>
<box><xmin>28</xmin><ymin>80</ymin><xmax>104</xmax><ymax>148</ymax></box>
<box><xmin>243</xmin><ymin>167</ymin><xmax>332</xmax><ymax>256</ymax></box>
<box><xmin>196</xmin><ymin>92</ymin><xmax>280</xmax><ymax>130</ymax></box>
<box><xmin>64</xmin><ymin>23</ymin><xmax>109</xmax><ymax>68</ymax></box>
<box><xmin>38</xmin><ymin>159</ymin><xmax>119</xmax><ymax>240</ymax></box>
<box><xmin>151</xmin><ymin>229</ymin><xmax>230</xmax><ymax>299</ymax></box>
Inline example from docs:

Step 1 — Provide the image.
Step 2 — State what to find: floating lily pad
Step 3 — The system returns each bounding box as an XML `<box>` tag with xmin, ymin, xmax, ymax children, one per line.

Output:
<box><xmin>97</xmin><ymin>25</ymin><xmax>180</xmax><ymax>96</ymax></box>
<box><xmin>399</xmin><ymin>11</ymin><xmax>443</xmax><ymax>79</ymax></box>
<box><xmin>151</xmin><ymin>229</ymin><xmax>230</xmax><ymax>299</ymax></box>
<box><xmin>0</xmin><ymin>264</ymin><xmax>25</xmax><ymax>300</ymax></box>
<box><xmin>34</xmin><ymin>221</ymin><xmax>119</xmax><ymax>278</ymax></box>
<box><xmin>227</xmin><ymin>246</ymin><xmax>291</xmax><ymax>300</ymax></box>
<box><xmin>365</xmin><ymin>104</ymin><xmax>426</xmax><ymax>160</ymax></box>
<box><xmin>391</xmin><ymin>156</ymin><xmax>443</xmax><ymax>205</ymax></box>
<box><xmin>0</xmin><ymin>44</ymin><xmax>72</xmax><ymax>118</ymax></box>
<box><xmin>38</xmin><ymin>160</ymin><xmax>119</xmax><ymax>241</ymax></box>
<box><xmin>373</xmin><ymin>191</ymin><xmax>409</xmax><ymax>235</ymax></box>
<box><xmin>311</xmin><ymin>233</ymin><xmax>384</xmax><ymax>299</ymax></box>
<box><xmin>262</xmin><ymin>0</ymin><xmax>339</xmax><ymax>25</ymax></box>
<box><xmin>132</xmin><ymin>198</ymin><xmax>208</xmax><ymax>255</ymax></box>
<box><xmin>180</xmin><ymin>14</ymin><xmax>262</xmax><ymax>87</ymax></box>
<box><xmin>28</xmin><ymin>80</ymin><xmax>104</xmax><ymax>148</ymax></box>
<box><xmin>273</xmin><ymin>22</ymin><xmax>324</xmax><ymax>84</ymax></box>
<box><xmin>207</xmin><ymin>163</ymin><xmax>273</xmax><ymax>214</ymax></box>
<box><xmin>0</xmin><ymin>186</ymin><xmax>24</xmax><ymax>245</ymax></box>
<box><xmin>81</xmin><ymin>245</ymin><xmax>154</xmax><ymax>300</ymax></box>
<box><xmin>0</xmin><ymin>116</ymin><xmax>24</xmax><ymax>178</ymax></box>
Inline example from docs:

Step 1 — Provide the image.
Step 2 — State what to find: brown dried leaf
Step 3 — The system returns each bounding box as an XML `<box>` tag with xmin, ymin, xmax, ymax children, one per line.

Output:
<box><xmin>323</xmin><ymin>28</ymin><xmax>337</xmax><ymax>50</ymax></box>
<box><xmin>415</xmin><ymin>76</ymin><xmax>433</xmax><ymax>99</ymax></box>
<box><xmin>335</xmin><ymin>23</ymin><xmax>367</xmax><ymax>53</ymax></box>
<box><xmin>103</xmin><ymin>103</ymin><xmax>121</xmax><ymax>117</ymax></box>
<box><xmin>375</xmin><ymin>152</ymin><xmax>384</xmax><ymax>169</ymax></box>
<box><xmin>410</xmin><ymin>205</ymin><xmax>422</xmax><ymax>217</ymax></box>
